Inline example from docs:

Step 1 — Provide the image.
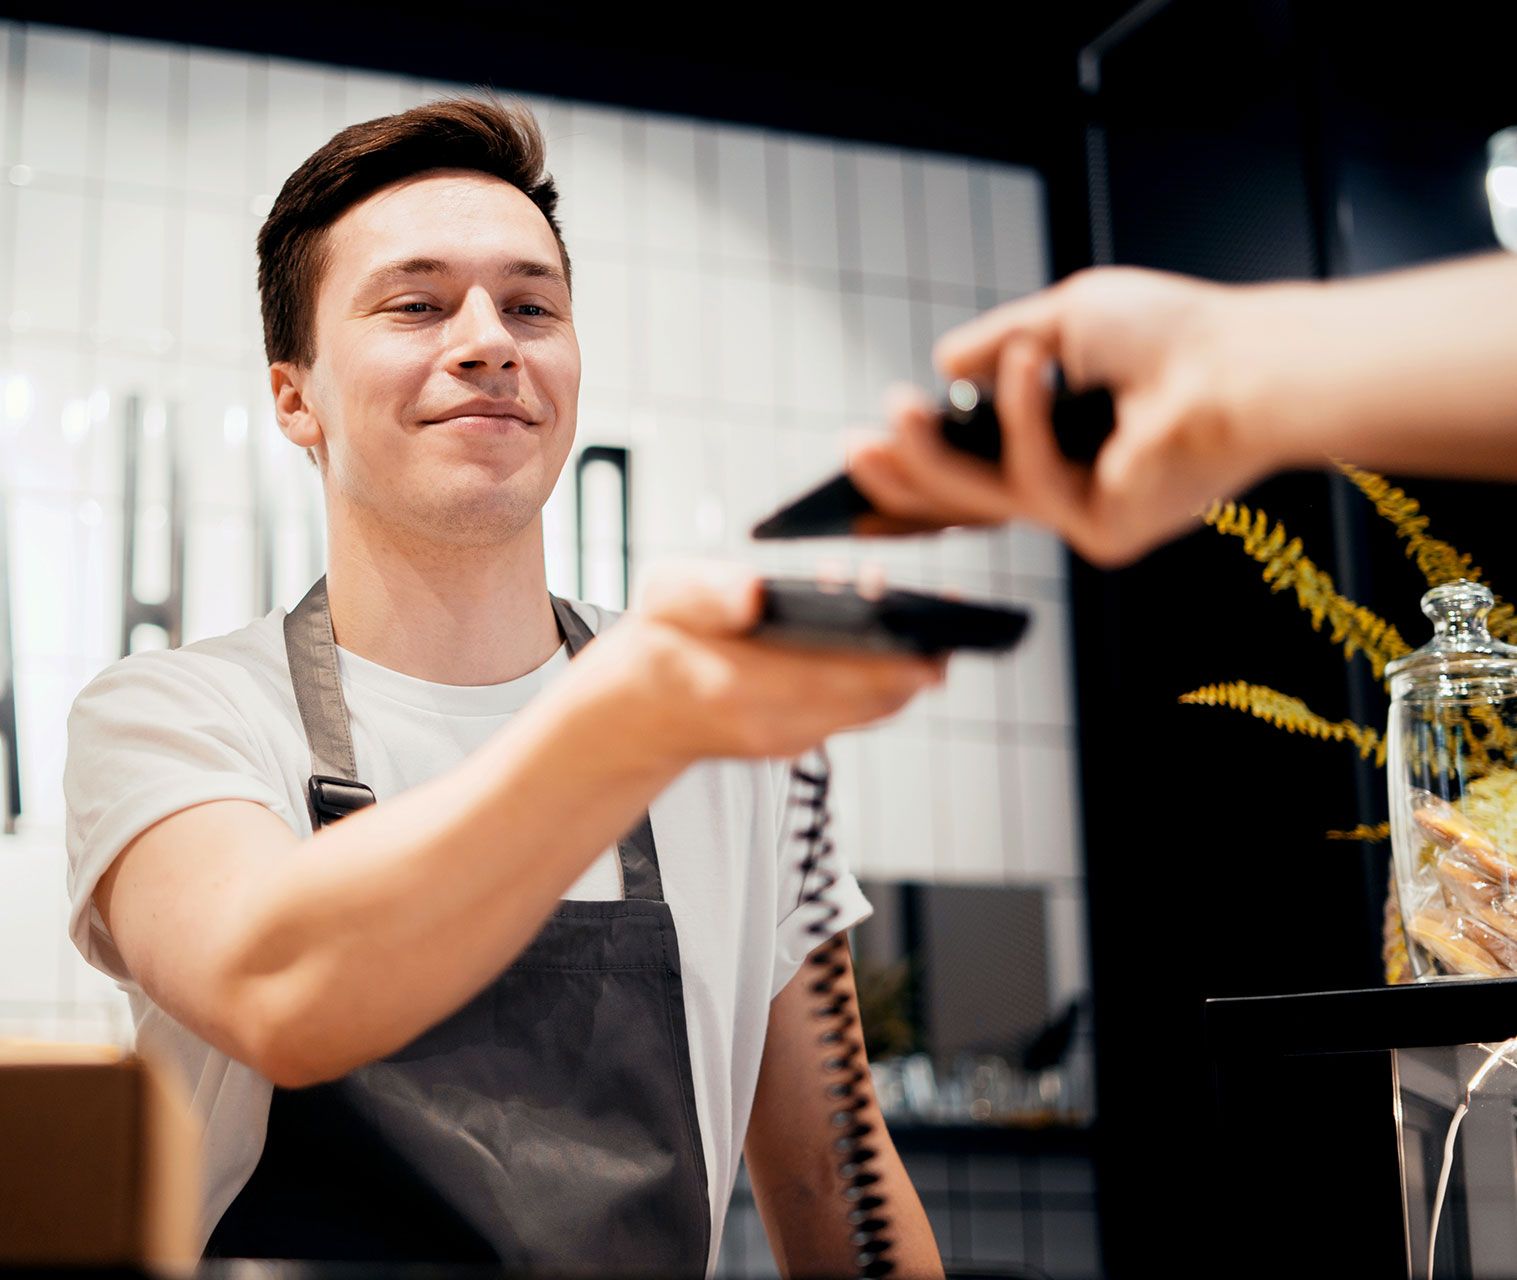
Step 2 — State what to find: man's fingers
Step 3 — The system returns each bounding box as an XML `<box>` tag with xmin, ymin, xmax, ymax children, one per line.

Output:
<box><xmin>816</xmin><ymin>650</ymin><xmax>946</xmax><ymax>714</ymax></box>
<box><xmin>933</xmin><ymin>289</ymin><xmax>1062</xmax><ymax>382</ymax></box>
<box><xmin>637</xmin><ymin>560</ymin><xmax>764</xmax><ymax>635</ymax></box>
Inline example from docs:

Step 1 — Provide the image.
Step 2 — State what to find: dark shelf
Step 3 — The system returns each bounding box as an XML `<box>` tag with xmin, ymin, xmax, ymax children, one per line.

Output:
<box><xmin>884</xmin><ymin>1119</ymin><xmax>1094</xmax><ymax>1157</ymax></box>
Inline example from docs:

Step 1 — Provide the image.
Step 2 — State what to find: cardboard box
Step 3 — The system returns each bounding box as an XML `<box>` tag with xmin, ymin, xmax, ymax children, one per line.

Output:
<box><xmin>0</xmin><ymin>1041</ymin><xmax>200</xmax><ymax>1272</ymax></box>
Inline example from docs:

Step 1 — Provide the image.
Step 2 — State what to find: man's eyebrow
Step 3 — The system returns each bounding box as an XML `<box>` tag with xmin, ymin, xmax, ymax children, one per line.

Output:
<box><xmin>357</xmin><ymin>256</ymin><xmax>568</xmax><ymax>295</ymax></box>
<box><xmin>499</xmin><ymin>258</ymin><xmax>568</xmax><ymax>288</ymax></box>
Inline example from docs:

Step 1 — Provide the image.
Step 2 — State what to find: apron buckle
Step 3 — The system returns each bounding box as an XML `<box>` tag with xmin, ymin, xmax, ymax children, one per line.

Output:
<box><xmin>308</xmin><ymin>775</ymin><xmax>377</xmax><ymax>824</ymax></box>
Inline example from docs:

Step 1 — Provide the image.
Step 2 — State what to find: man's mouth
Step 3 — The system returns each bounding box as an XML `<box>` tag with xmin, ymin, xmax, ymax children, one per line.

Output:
<box><xmin>424</xmin><ymin>401</ymin><xmax>541</xmax><ymax>430</ymax></box>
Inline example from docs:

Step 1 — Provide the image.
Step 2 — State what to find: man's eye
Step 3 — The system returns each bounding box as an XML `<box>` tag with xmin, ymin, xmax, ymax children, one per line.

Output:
<box><xmin>511</xmin><ymin>304</ymin><xmax>550</xmax><ymax>318</ymax></box>
<box><xmin>394</xmin><ymin>302</ymin><xmax>435</xmax><ymax>314</ymax></box>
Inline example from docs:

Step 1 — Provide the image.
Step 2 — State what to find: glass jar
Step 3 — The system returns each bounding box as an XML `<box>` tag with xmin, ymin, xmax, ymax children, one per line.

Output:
<box><xmin>1388</xmin><ymin>581</ymin><xmax>1517</xmax><ymax>980</ymax></box>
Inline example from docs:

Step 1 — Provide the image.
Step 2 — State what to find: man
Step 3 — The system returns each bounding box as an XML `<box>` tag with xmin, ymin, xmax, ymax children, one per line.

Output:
<box><xmin>64</xmin><ymin>97</ymin><xmax>944</xmax><ymax>1277</ymax></box>
<box><xmin>849</xmin><ymin>253</ymin><xmax>1517</xmax><ymax>564</ymax></box>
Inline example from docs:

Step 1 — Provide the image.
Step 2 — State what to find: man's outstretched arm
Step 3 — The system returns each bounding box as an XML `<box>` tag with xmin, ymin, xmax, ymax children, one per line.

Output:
<box><xmin>89</xmin><ymin>569</ymin><xmax>943</xmax><ymax>1089</ymax></box>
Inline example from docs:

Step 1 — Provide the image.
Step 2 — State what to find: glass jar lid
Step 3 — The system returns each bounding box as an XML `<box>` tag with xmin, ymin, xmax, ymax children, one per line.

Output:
<box><xmin>1386</xmin><ymin>580</ymin><xmax>1517</xmax><ymax>686</ymax></box>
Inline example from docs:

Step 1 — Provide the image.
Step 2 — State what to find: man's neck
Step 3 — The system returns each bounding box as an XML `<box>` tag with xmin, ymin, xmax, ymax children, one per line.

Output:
<box><xmin>322</xmin><ymin>508</ymin><xmax>562</xmax><ymax>687</ymax></box>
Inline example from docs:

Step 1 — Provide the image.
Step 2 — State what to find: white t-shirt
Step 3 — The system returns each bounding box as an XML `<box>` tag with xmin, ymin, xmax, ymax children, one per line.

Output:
<box><xmin>62</xmin><ymin>598</ymin><xmax>872</xmax><ymax>1274</ymax></box>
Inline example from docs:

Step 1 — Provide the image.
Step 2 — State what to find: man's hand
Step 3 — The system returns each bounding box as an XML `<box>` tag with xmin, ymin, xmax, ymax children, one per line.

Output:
<box><xmin>845</xmin><ymin>267</ymin><xmax>1278</xmax><ymax>568</ymax></box>
<box><xmin>576</xmin><ymin>561</ymin><xmax>947</xmax><ymax>766</ymax></box>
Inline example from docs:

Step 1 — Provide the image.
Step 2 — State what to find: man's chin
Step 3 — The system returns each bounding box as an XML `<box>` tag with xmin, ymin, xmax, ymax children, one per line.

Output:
<box><xmin>354</xmin><ymin>487</ymin><xmax>547</xmax><ymax>549</ymax></box>
<box><xmin>430</xmin><ymin>497</ymin><xmax>545</xmax><ymax>548</ymax></box>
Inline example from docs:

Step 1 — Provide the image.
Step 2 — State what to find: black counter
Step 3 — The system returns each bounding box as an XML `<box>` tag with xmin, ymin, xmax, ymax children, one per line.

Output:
<box><xmin>1205</xmin><ymin>977</ymin><xmax>1517</xmax><ymax>1279</ymax></box>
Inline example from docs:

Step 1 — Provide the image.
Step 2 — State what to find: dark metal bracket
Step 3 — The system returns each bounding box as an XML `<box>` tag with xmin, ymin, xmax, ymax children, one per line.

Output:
<box><xmin>0</xmin><ymin>483</ymin><xmax>19</xmax><ymax>833</ymax></box>
<box><xmin>118</xmin><ymin>394</ymin><xmax>185</xmax><ymax>657</ymax></box>
<box><xmin>575</xmin><ymin>445</ymin><xmax>631</xmax><ymax>610</ymax></box>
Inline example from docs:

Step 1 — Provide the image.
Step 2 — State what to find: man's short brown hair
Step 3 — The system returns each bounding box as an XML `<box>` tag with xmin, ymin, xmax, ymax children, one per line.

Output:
<box><xmin>256</xmin><ymin>94</ymin><xmax>570</xmax><ymax>368</ymax></box>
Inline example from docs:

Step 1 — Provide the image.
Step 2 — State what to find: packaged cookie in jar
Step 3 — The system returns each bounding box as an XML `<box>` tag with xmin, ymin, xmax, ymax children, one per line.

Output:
<box><xmin>1389</xmin><ymin>581</ymin><xmax>1517</xmax><ymax>980</ymax></box>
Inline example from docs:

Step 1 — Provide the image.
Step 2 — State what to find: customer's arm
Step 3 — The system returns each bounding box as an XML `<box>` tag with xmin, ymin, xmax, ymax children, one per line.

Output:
<box><xmin>92</xmin><ymin>567</ymin><xmax>944</xmax><ymax>1089</ymax></box>
<box><xmin>745</xmin><ymin>938</ymin><xmax>943</xmax><ymax>1280</ymax></box>
<box><xmin>848</xmin><ymin>251</ymin><xmax>1517</xmax><ymax>566</ymax></box>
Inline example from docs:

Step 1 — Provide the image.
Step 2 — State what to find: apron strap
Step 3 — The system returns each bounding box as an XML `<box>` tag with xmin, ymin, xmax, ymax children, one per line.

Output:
<box><xmin>549</xmin><ymin>596</ymin><xmax>666</xmax><ymax>903</ymax></box>
<box><xmin>283</xmin><ymin>579</ymin><xmax>664</xmax><ymax>903</ymax></box>
<box><xmin>547</xmin><ymin>595</ymin><xmax>596</xmax><ymax>654</ymax></box>
<box><xmin>285</xmin><ymin>576</ymin><xmax>375</xmax><ymax>829</ymax></box>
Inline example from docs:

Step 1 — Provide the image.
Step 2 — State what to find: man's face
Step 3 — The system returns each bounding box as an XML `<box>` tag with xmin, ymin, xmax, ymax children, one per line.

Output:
<box><xmin>278</xmin><ymin>168</ymin><xmax>580</xmax><ymax>547</ymax></box>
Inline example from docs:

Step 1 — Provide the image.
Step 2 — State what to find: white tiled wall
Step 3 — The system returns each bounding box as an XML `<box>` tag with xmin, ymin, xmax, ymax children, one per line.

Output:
<box><xmin>0</xmin><ymin>22</ymin><xmax>1086</xmax><ymax>1041</ymax></box>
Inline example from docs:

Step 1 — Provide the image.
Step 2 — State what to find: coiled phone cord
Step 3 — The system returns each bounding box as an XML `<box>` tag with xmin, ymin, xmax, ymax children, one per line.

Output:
<box><xmin>790</xmin><ymin>748</ymin><xmax>896</xmax><ymax>1280</ymax></box>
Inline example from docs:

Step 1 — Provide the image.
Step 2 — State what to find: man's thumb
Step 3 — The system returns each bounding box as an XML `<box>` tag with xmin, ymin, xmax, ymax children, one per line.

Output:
<box><xmin>636</xmin><ymin>560</ymin><xmax>764</xmax><ymax>635</ymax></box>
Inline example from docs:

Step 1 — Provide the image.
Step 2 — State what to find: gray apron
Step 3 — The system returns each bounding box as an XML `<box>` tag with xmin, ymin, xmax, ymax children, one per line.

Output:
<box><xmin>204</xmin><ymin>577</ymin><xmax>712</xmax><ymax>1276</ymax></box>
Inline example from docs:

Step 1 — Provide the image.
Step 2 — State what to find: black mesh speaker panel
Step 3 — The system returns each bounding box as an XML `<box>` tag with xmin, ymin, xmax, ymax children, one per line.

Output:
<box><xmin>918</xmin><ymin>883</ymin><xmax>1049</xmax><ymax>1062</ymax></box>
<box><xmin>1085</xmin><ymin>0</ymin><xmax>1318</xmax><ymax>284</ymax></box>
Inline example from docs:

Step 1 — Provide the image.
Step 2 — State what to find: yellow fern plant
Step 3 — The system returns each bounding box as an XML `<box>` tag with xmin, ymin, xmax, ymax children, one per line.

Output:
<box><xmin>1182</xmin><ymin>464</ymin><xmax>1516</xmax><ymax>984</ymax></box>
<box><xmin>1179</xmin><ymin>681</ymin><xmax>1387</xmax><ymax>765</ymax></box>
<box><xmin>1200</xmin><ymin>498</ymin><xmax>1411</xmax><ymax>678</ymax></box>
<box><xmin>1338</xmin><ymin>464</ymin><xmax>1517</xmax><ymax>645</ymax></box>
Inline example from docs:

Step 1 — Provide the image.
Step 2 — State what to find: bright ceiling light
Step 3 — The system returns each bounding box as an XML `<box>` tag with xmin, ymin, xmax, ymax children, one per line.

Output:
<box><xmin>1488</xmin><ymin>165</ymin><xmax>1517</xmax><ymax>209</ymax></box>
<box><xmin>1488</xmin><ymin>128</ymin><xmax>1517</xmax><ymax>251</ymax></box>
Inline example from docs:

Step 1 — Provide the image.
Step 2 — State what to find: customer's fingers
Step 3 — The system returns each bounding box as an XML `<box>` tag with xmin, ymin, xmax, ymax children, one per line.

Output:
<box><xmin>933</xmin><ymin>288</ymin><xmax>1063</xmax><ymax>382</ymax></box>
<box><xmin>994</xmin><ymin>339</ymin><xmax>1092</xmax><ymax>539</ymax></box>
<box><xmin>886</xmin><ymin>394</ymin><xmax>1021</xmax><ymax>524</ymax></box>
<box><xmin>848</xmin><ymin>441</ymin><xmax>943</xmax><ymax>522</ymax></box>
<box><xmin>876</xmin><ymin>382</ymin><xmax>941</xmax><ymax>442</ymax></box>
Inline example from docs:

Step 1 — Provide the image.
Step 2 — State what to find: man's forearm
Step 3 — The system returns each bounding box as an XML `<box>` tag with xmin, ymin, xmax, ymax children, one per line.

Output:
<box><xmin>854</xmin><ymin>1131</ymin><xmax>944</xmax><ymax>1280</ymax></box>
<box><xmin>748</xmin><ymin>940</ymin><xmax>945</xmax><ymax>1279</ymax></box>
<box><xmin>1234</xmin><ymin>252</ymin><xmax>1517</xmax><ymax>479</ymax></box>
<box><xmin>753</xmin><ymin>1125</ymin><xmax>943</xmax><ymax>1280</ymax></box>
<box><xmin>224</xmin><ymin>652</ymin><xmax>686</xmax><ymax>1087</ymax></box>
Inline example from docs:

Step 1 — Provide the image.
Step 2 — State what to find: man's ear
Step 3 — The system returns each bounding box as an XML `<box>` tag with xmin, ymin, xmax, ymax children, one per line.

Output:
<box><xmin>269</xmin><ymin>361</ymin><xmax>324</xmax><ymax>466</ymax></box>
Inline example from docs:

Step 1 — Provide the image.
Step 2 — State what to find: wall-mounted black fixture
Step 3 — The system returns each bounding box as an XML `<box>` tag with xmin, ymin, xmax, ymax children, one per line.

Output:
<box><xmin>118</xmin><ymin>395</ymin><xmax>185</xmax><ymax>657</ymax></box>
<box><xmin>0</xmin><ymin>482</ymin><xmax>19</xmax><ymax>833</ymax></box>
<box><xmin>251</xmin><ymin>426</ymin><xmax>276</xmax><ymax>619</ymax></box>
<box><xmin>575</xmin><ymin>445</ymin><xmax>630</xmax><ymax>611</ymax></box>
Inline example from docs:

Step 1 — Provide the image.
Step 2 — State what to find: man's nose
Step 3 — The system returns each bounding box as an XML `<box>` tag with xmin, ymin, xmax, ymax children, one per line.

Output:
<box><xmin>452</xmin><ymin>288</ymin><xmax>521</xmax><ymax>371</ymax></box>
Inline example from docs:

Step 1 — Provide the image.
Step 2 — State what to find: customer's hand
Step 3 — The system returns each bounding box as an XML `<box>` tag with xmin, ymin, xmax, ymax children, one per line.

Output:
<box><xmin>846</xmin><ymin>267</ymin><xmax>1285</xmax><ymax>567</ymax></box>
<box><xmin>574</xmin><ymin>561</ymin><xmax>945</xmax><ymax>765</ymax></box>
